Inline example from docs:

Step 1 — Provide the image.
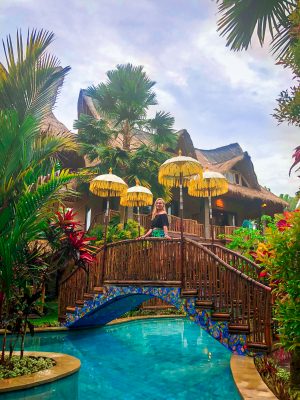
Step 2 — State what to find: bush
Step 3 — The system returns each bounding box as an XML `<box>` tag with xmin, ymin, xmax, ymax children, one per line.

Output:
<box><xmin>0</xmin><ymin>356</ymin><xmax>55</xmax><ymax>379</ymax></box>
<box><xmin>89</xmin><ymin>219</ymin><xmax>144</xmax><ymax>245</ymax></box>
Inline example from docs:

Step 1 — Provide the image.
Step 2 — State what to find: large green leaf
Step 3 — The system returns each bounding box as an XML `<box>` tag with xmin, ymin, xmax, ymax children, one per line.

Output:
<box><xmin>217</xmin><ymin>0</ymin><xmax>297</xmax><ymax>57</ymax></box>
<box><xmin>0</xmin><ymin>29</ymin><xmax>71</xmax><ymax>122</ymax></box>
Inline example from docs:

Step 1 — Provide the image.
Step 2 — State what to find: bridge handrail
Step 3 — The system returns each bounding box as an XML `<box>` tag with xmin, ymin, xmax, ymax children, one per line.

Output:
<box><xmin>58</xmin><ymin>238</ymin><xmax>272</xmax><ymax>347</ymax></box>
<box><xmin>185</xmin><ymin>239</ymin><xmax>270</xmax><ymax>291</ymax></box>
<box><xmin>202</xmin><ymin>243</ymin><xmax>262</xmax><ymax>279</ymax></box>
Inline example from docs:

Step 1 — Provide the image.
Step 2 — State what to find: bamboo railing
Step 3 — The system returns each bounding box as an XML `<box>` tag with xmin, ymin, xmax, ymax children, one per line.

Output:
<box><xmin>167</xmin><ymin>215</ymin><xmax>204</xmax><ymax>237</ymax></box>
<box><xmin>59</xmin><ymin>238</ymin><xmax>272</xmax><ymax>348</ymax></box>
<box><xmin>183</xmin><ymin>239</ymin><xmax>271</xmax><ymax>347</ymax></box>
<box><xmin>213</xmin><ymin>225</ymin><xmax>237</xmax><ymax>238</ymax></box>
<box><xmin>203</xmin><ymin>243</ymin><xmax>262</xmax><ymax>279</ymax></box>
<box><xmin>58</xmin><ymin>249</ymin><xmax>104</xmax><ymax>317</ymax></box>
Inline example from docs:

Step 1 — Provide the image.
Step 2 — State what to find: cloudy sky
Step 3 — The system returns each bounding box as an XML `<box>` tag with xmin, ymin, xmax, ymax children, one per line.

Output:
<box><xmin>1</xmin><ymin>0</ymin><xmax>299</xmax><ymax>196</ymax></box>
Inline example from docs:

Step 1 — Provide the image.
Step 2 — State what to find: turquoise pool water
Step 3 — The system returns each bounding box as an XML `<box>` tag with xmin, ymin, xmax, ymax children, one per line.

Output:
<box><xmin>3</xmin><ymin>318</ymin><xmax>241</xmax><ymax>400</ymax></box>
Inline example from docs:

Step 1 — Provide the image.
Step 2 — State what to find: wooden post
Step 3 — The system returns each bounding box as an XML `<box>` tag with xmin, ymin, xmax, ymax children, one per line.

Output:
<box><xmin>101</xmin><ymin>191</ymin><xmax>110</xmax><ymax>285</ymax></box>
<box><xmin>179</xmin><ymin>172</ymin><xmax>185</xmax><ymax>288</ymax></box>
<box><xmin>137</xmin><ymin>206</ymin><xmax>141</xmax><ymax>237</ymax></box>
<box><xmin>208</xmin><ymin>188</ymin><xmax>214</xmax><ymax>243</ymax></box>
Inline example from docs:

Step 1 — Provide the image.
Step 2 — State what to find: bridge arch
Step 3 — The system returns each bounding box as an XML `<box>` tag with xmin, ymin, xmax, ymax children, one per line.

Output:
<box><xmin>65</xmin><ymin>285</ymin><xmax>248</xmax><ymax>355</ymax></box>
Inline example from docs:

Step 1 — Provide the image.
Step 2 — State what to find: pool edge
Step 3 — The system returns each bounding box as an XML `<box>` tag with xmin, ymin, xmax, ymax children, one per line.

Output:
<box><xmin>230</xmin><ymin>355</ymin><xmax>277</xmax><ymax>399</ymax></box>
<box><xmin>0</xmin><ymin>352</ymin><xmax>80</xmax><ymax>393</ymax></box>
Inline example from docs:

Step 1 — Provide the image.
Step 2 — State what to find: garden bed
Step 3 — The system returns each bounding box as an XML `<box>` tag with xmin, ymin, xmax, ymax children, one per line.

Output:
<box><xmin>0</xmin><ymin>352</ymin><xmax>80</xmax><ymax>393</ymax></box>
<box><xmin>255</xmin><ymin>353</ymin><xmax>300</xmax><ymax>400</ymax></box>
<box><xmin>0</xmin><ymin>355</ymin><xmax>55</xmax><ymax>379</ymax></box>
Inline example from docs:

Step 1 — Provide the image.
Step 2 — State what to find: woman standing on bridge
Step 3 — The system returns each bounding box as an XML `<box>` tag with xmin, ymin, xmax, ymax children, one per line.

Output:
<box><xmin>139</xmin><ymin>198</ymin><xmax>171</xmax><ymax>239</ymax></box>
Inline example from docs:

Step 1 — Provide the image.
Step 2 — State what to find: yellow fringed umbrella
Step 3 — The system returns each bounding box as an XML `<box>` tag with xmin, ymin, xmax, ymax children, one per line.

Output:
<box><xmin>90</xmin><ymin>168</ymin><xmax>128</xmax><ymax>242</ymax></box>
<box><xmin>188</xmin><ymin>169</ymin><xmax>228</xmax><ymax>242</ymax></box>
<box><xmin>158</xmin><ymin>150</ymin><xmax>203</xmax><ymax>241</ymax></box>
<box><xmin>120</xmin><ymin>179</ymin><xmax>153</xmax><ymax>235</ymax></box>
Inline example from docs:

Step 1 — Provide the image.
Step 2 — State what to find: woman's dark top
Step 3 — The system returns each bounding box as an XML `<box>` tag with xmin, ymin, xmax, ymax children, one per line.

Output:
<box><xmin>151</xmin><ymin>214</ymin><xmax>169</xmax><ymax>229</ymax></box>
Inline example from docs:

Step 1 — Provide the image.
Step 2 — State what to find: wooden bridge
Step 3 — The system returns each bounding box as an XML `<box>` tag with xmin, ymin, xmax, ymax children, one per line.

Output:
<box><xmin>58</xmin><ymin>238</ymin><xmax>272</xmax><ymax>355</ymax></box>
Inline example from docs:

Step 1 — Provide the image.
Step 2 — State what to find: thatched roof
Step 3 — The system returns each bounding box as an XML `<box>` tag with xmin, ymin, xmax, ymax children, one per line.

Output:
<box><xmin>196</xmin><ymin>143</ymin><xmax>287</xmax><ymax>207</ymax></box>
<box><xmin>40</xmin><ymin>112</ymin><xmax>85</xmax><ymax>169</ymax></box>
<box><xmin>197</xmin><ymin>143</ymin><xmax>243</xmax><ymax>164</ymax></box>
<box><xmin>77</xmin><ymin>91</ymin><xmax>287</xmax><ymax>208</ymax></box>
<box><xmin>226</xmin><ymin>184</ymin><xmax>287</xmax><ymax>206</ymax></box>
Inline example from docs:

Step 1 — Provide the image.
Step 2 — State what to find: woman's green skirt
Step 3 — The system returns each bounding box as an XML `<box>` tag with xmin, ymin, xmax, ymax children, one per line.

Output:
<box><xmin>151</xmin><ymin>229</ymin><xmax>165</xmax><ymax>238</ymax></box>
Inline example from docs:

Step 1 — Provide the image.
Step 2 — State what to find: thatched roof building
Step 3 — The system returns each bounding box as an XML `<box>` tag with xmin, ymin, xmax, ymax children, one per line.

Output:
<box><xmin>77</xmin><ymin>89</ymin><xmax>287</xmax><ymax>227</ymax></box>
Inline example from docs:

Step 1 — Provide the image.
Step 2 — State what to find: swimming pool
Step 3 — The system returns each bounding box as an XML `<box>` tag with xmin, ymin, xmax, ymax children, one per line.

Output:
<box><xmin>3</xmin><ymin>318</ymin><xmax>241</xmax><ymax>399</ymax></box>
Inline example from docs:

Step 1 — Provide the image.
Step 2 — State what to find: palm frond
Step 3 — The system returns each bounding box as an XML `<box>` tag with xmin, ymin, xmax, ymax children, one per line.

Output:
<box><xmin>217</xmin><ymin>0</ymin><xmax>296</xmax><ymax>56</ymax></box>
<box><xmin>0</xmin><ymin>29</ymin><xmax>71</xmax><ymax>122</ymax></box>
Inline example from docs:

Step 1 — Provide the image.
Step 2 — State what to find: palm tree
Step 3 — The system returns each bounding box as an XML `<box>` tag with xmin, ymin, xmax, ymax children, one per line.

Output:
<box><xmin>0</xmin><ymin>29</ymin><xmax>70</xmax><ymax>123</ymax></box>
<box><xmin>77</xmin><ymin>63</ymin><xmax>176</xmax><ymax>150</ymax></box>
<box><xmin>216</xmin><ymin>0</ymin><xmax>297</xmax><ymax>58</ymax></box>
<box><xmin>75</xmin><ymin>63</ymin><xmax>177</xmax><ymax>199</ymax></box>
<box><xmin>0</xmin><ymin>29</ymin><xmax>81</xmax><ymax>360</ymax></box>
<box><xmin>0</xmin><ymin>109</ymin><xmax>77</xmax><ymax>359</ymax></box>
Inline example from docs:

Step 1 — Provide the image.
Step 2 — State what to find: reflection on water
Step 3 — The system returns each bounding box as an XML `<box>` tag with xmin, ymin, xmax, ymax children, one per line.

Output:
<box><xmin>2</xmin><ymin>318</ymin><xmax>241</xmax><ymax>400</ymax></box>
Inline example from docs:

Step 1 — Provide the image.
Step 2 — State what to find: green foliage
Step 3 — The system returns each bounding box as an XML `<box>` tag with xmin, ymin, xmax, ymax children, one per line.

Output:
<box><xmin>224</xmin><ymin>226</ymin><xmax>265</xmax><ymax>259</ymax></box>
<box><xmin>262</xmin><ymin>212</ymin><xmax>300</xmax><ymax>353</ymax></box>
<box><xmin>255</xmin><ymin>356</ymin><xmax>299</xmax><ymax>400</ymax></box>
<box><xmin>0</xmin><ymin>29</ymin><xmax>71</xmax><ymax>123</ymax></box>
<box><xmin>0</xmin><ymin>356</ymin><xmax>55</xmax><ymax>379</ymax></box>
<box><xmin>216</xmin><ymin>0</ymin><xmax>297</xmax><ymax>58</ymax></box>
<box><xmin>75</xmin><ymin>63</ymin><xmax>177</xmax><ymax>200</ymax></box>
<box><xmin>0</xmin><ymin>29</ymin><xmax>82</xmax><ymax>363</ymax></box>
<box><xmin>90</xmin><ymin>218</ymin><xmax>143</xmax><ymax>245</ymax></box>
<box><xmin>29</xmin><ymin>301</ymin><xmax>59</xmax><ymax>327</ymax></box>
<box><xmin>122</xmin><ymin>308</ymin><xmax>185</xmax><ymax>318</ymax></box>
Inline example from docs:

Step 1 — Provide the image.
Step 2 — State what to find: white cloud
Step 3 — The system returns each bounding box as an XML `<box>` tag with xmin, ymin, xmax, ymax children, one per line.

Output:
<box><xmin>1</xmin><ymin>0</ymin><xmax>299</xmax><ymax>196</ymax></box>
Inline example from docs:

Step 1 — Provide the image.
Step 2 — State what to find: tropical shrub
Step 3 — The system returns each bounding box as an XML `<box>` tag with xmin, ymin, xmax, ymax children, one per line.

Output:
<box><xmin>255</xmin><ymin>356</ymin><xmax>299</xmax><ymax>400</ymax></box>
<box><xmin>0</xmin><ymin>29</ymin><xmax>82</xmax><ymax>368</ymax></box>
<box><xmin>247</xmin><ymin>211</ymin><xmax>300</xmax><ymax>390</ymax></box>
<box><xmin>223</xmin><ymin>226</ymin><xmax>265</xmax><ymax>260</ymax></box>
<box><xmin>0</xmin><ymin>356</ymin><xmax>55</xmax><ymax>379</ymax></box>
<box><xmin>89</xmin><ymin>218</ymin><xmax>143</xmax><ymax>245</ymax></box>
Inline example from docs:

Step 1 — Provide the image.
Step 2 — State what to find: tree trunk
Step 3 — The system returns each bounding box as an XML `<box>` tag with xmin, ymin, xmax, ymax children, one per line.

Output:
<box><xmin>290</xmin><ymin>348</ymin><xmax>300</xmax><ymax>389</ymax></box>
<box><xmin>122</xmin><ymin>120</ymin><xmax>131</xmax><ymax>150</ymax></box>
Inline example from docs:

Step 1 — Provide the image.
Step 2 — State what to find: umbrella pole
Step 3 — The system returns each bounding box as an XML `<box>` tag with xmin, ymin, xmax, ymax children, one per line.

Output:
<box><xmin>104</xmin><ymin>192</ymin><xmax>110</xmax><ymax>244</ymax></box>
<box><xmin>208</xmin><ymin>188</ymin><xmax>214</xmax><ymax>243</ymax></box>
<box><xmin>137</xmin><ymin>206</ymin><xmax>141</xmax><ymax>237</ymax></box>
<box><xmin>101</xmin><ymin>191</ymin><xmax>110</xmax><ymax>285</ymax></box>
<box><xmin>179</xmin><ymin>172</ymin><xmax>185</xmax><ymax>288</ymax></box>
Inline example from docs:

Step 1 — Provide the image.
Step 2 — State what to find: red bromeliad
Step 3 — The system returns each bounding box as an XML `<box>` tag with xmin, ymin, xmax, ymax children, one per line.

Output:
<box><xmin>54</xmin><ymin>208</ymin><xmax>81</xmax><ymax>231</ymax></box>
<box><xmin>289</xmin><ymin>145</ymin><xmax>300</xmax><ymax>176</ymax></box>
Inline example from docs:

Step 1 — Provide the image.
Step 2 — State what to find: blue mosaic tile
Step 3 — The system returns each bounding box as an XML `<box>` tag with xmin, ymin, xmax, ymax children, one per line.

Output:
<box><xmin>64</xmin><ymin>285</ymin><xmax>248</xmax><ymax>355</ymax></box>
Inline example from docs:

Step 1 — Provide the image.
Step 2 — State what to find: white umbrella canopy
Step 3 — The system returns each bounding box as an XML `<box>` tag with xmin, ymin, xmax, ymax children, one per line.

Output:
<box><xmin>90</xmin><ymin>168</ymin><xmax>128</xmax><ymax>197</ymax></box>
<box><xmin>89</xmin><ymin>168</ymin><xmax>128</xmax><ymax>243</ymax></box>
<box><xmin>158</xmin><ymin>150</ymin><xmax>203</xmax><ymax>245</ymax></box>
<box><xmin>188</xmin><ymin>170</ymin><xmax>228</xmax><ymax>197</ymax></box>
<box><xmin>188</xmin><ymin>169</ymin><xmax>228</xmax><ymax>242</ymax></box>
<box><xmin>158</xmin><ymin>151</ymin><xmax>203</xmax><ymax>187</ymax></box>
<box><xmin>120</xmin><ymin>180</ymin><xmax>153</xmax><ymax>236</ymax></box>
<box><xmin>120</xmin><ymin>181</ymin><xmax>153</xmax><ymax>207</ymax></box>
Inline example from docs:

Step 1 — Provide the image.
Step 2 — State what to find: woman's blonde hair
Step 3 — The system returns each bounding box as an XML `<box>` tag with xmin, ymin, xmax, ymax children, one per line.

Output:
<box><xmin>152</xmin><ymin>198</ymin><xmax>167</xmax><ymax>219</ymax></box>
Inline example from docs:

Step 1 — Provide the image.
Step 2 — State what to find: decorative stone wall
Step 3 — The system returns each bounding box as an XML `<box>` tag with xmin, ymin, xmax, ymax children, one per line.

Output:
<box><xmin>65</xmin><ymin>286</ymin><xmax>248</xmax><ymax>355</ymax></box>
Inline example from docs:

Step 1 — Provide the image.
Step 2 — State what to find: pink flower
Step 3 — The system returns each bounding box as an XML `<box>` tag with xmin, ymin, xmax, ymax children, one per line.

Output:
<box><xmin>276</xmin><ymin>219</ymin><xmax>291</xmax><ymax>231</ymax></box>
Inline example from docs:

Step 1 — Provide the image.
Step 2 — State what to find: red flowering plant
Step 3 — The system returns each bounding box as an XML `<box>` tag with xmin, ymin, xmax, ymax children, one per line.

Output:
<box><xmin>251</xmin><ymin>210</ymin><xmax>300</xmax><ymax>388</ymax></box>
<box><xmin>45</xmin><ymin>208</ymin><xmax>96</xmax><ymax>273</ymax></box>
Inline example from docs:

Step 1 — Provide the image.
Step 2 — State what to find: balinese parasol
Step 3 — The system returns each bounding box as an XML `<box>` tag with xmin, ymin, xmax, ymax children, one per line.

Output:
<box><xmin>90</xmin><ymin>168</ymin><xmax>128</xmax><ymax>242</ymax></box>
<box><xmin>120</xmin><ymin>179</ymin><xmax>153</xmax><ymax>235</ymax></box>
<box><xmin>158</xmin><ymin>150</ymin><xmax>203</xmax><ymax>241</ymax></box>
<box><xmin>188</xmin><ymin>169</ymin><xmax>228</xmax><ymax>242</ymax></box>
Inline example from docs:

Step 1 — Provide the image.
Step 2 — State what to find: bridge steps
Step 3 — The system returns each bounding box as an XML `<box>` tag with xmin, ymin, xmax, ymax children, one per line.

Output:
<box><xmin>59</xmin><ymin>238</ymin><xmax>271</xmax><ymax>353</ymax></box>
